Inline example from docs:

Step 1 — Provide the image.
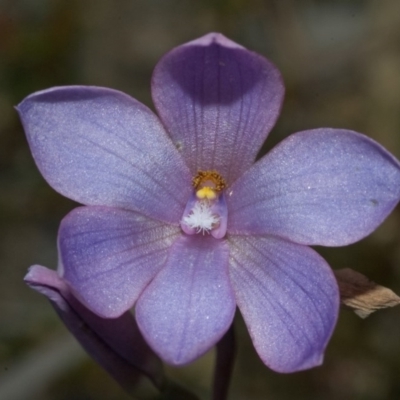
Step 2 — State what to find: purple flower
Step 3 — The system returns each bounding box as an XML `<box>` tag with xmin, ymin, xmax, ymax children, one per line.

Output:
<box><xmin>18</xmin><ymin>33</ymin><xmax>400</xmax><ymax>373</ymax></box>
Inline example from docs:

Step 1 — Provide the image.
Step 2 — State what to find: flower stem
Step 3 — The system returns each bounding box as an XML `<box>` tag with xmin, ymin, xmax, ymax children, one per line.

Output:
<box><xmin>212</xmin><ymin>324</ymin><xmax>236</xmax><ymax>400</ymax></box>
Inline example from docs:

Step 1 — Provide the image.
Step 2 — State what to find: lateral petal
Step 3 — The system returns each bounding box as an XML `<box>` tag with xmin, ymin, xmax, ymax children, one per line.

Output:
<box><xmin>228</xmin><ymin>129</ymin><xmax>400</xmax><ymax>245</ymax></box>
<box><xmin>228</xmin><ymin>235</ymin><xmax>339</xmax><ymax>372</ymax></box>
<box><xmin>152</xmin><ymin>33</ymin><xmax>284</xmax><ymax>184</ymax></box>
<box><xmin>17</xmin><ymin>86</ymin><xmax>191</xmax><ymax>223</ymax></box>
<box><xmin>136</xmin><ymin>235</ymin><xmax>235</xmax><ymax>365</ymax></box>
<box><xmin>58</xmin><ymin>206</ymin><xmax>180</xmax><ymax>318</ymax></box>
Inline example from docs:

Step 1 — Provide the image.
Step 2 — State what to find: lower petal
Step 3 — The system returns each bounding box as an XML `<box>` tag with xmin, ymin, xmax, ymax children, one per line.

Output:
<box><xmin>136</xmin><ymin>235</ymin><xmax>235</xmax><ymax>365</ymax></box>
<box><xmin>228</xmin><ymin>235</ymin><xmax>339</xmax><ymax>373</ymax></box>
<box><xmin>59</xmin><ymin>206</ymin><xmax>180</xmax><ymax>318</ymax></box>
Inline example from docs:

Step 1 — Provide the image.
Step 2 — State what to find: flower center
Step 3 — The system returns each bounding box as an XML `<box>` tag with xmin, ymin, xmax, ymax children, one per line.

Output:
<box><xmin>181</xmin><ymin>170</ymin><xmax>228</xmax><ymax>239</ymax></box>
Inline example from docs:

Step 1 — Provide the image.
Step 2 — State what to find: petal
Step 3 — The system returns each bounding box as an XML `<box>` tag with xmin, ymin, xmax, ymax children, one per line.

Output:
<box><xmin>136</xmin><ymin>235</ymin><xmax>235</xmax><ymax>365</ymax></box>
<box><xmin>228</xmin><ymin>129</ymin><xmax>400</xmax><ymax>246</ymax></box>
<box><xmin>17</xmin><ymin>86</ymin><xmax>191</xmax><ymax>223</ymax></box>
<box><xmin>58</xmin><ymin>206</ymin><xmax>180</xmax><ymax>318</ymax></box>
<box><xmin>228</xmin><ymin>235</ymin><xmax>339</xmax><ymax>373</ymax></box>
<box><xmin>24</xmin><ymin>265</ymin><xmax>164</xmax><ymax>390</ymax></box>
<box><xmin>152</xmin><ymin>33</ymin><xmax>284</xmax><ymax>184</ymax></box>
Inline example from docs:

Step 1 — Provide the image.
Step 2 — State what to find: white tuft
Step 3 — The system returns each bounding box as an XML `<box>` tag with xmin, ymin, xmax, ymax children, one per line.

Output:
<box><xmin>183</xmin><ymin>201</ymin><xmax>219</xmax><ymax>234</ymax></box>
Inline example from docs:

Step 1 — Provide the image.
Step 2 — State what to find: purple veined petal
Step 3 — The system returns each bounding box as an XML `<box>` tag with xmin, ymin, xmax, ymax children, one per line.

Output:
<box><xmin>228</xmin><ymin>235</ymin><xmax>339</xmax><ymax>373</ymax></box>
<box><xmin>136</xmin><ymin>235</ymin><xmax>236</xmax><ymax>365</ymax></box>
<box><xmin>24</xmin><ymin>265</ymin><xmax>164</xmax><ymax>390</ymax></box>
<box><xmin>228</xmin><ymin>129</ymin><xmax>400</xmax><ymax>246</ymax></box>
<box><xmin>152</xmin><ymin>32</ymin><xmax>284</xmax><ymax>185</ymax></box>
<box><xmin>17</xmin><ymin>86</ymin><xmax>192</xmax><ymax>224</ymax></box>
<box><xmin>58</xmin><ymin>206</ymin><xmax>181</xmax><ymax>318</ymax></box>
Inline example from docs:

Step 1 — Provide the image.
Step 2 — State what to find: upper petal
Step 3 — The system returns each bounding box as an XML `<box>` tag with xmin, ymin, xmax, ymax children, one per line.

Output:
<box><xmin>24</xmin><ymin>265</ymin><xmax>164</xmax><ymax>390</ymax></box>
<box><xmin>228</xmin><ymin>129</ymin><xmax>400</xmax><ymax>246</ymax></box>
<box><xmin>152</xmin><ymin>33</ymin><xmax>284</xmax><ymax>184</ymax></box>
<box><xmin>136</xmin><ymin>235</ymin><xmax>236</xmax><ymax>365</ymax></box>
<box><xmin>228</xmin><ymin>235</ymin><xmax>339</xmax><ymax>373</ymax></box>
<box><xmin>17</xmin><ymin>86</ymin><xmax>192</xmax><ymax>223</ymax></box>
<box><xmin>58</xmin><ymin>206</ymin><xmax>180</xmax><ymax>318</ymax></box>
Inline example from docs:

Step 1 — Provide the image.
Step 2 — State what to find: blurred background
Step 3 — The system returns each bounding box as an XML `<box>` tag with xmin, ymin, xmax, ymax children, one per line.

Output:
<box><xmin>1</xmin><ymin>0</ymin><xmax>400</xmax><ymax>399</ymax></box>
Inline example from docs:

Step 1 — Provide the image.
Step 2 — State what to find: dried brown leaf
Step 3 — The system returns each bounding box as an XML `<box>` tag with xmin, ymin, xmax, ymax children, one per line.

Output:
<box><xmin>334</xmin><ymin>268</ymin><xmax>400</xmax><ymax>318</ymax></box>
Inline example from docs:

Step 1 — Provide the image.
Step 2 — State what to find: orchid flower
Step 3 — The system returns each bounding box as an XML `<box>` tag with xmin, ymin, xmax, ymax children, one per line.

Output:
<box><xmin>18</xmin><ymin>33</ymin><xmax>400</xmax><ymax>374</ymax></box>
